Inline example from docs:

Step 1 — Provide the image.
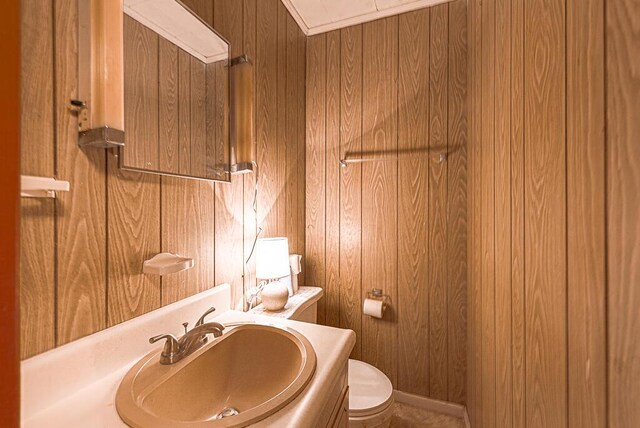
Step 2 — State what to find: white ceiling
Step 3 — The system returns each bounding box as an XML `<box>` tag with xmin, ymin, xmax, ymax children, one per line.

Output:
<box><xmin>281</xmin><ymin>0</ymin><xmax>452</xmax><ymax>36</ymax></box>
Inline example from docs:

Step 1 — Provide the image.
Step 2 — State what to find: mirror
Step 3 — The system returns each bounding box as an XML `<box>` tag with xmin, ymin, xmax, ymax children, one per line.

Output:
<box><xmin>120</xmin><ymin>0</ymin><xmax>231</xmax><ymax>182</ymax></box>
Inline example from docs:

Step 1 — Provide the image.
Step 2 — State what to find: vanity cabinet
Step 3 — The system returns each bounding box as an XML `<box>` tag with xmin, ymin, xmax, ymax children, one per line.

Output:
<box><xmin>316</xmin><ymin>363</ymin><xmax>349</xmax><ymax>427</ymax></box>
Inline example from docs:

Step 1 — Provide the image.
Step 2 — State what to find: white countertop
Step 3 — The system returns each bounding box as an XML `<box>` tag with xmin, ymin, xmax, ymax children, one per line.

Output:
<box><xmin>21</xmin><ymin>285</ymin><xmax>354</xmax><ymax>428</ymax></box>
<box><xmin>250</xmin><ymin>286</ymin><xmax>323</xmax><ymax>319</ymax></box>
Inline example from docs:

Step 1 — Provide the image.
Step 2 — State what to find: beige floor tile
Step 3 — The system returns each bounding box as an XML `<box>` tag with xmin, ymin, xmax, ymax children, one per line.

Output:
<box><xmin>390</xmin><ymin>402</ymin><xmax>465</xmax><ymax>428</ymax></box>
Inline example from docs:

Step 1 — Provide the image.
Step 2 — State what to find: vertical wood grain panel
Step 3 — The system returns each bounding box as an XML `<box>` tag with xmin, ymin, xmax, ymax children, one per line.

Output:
<box><xmin>296</xmin><ymin>25</ymin><xmax>307</xmax><ymax>287</ymax></box>
<box><xmin>567</xmin><ymin>0</ymin><xmax>607</xmax><ymax>426</ymax></box>
<box><xmin>256</xmin><ymin>0</ymin><xmax>278</xmax><ymax>238</ymax></box>
<box><xmin>305</xmin><ymin>34</ymin><xmax>327</xmax><ymax>324</ymax></box>
<box><xmin>429</xmin><ymin>4</ymin><xmax>449</xmax><ymax>401</ymax></box>
<box><xmin>161</xmin><ymin>178</ymin><xmax>216</xmax><ymax>305</ymax></box>
<box><xmin>524</xmin><ymin>0</ymin><xmax>567</xmax><ymax>425</ymax></box>
<box><xmin>510</xmin><ymin>0</ymin><xmax>526</xmax><ymax>425</ymax></box>
<box><xmin>107</xmin><ymin>165</ymin><xmax>161</xmax><ymax>326</ymax></box>
<box><xmin>178</xmin><ymin>50</ymin><xmax>191</xmax><ymax>175</ymax></box>
<box><xmin>397</xmin><ymin>8</ymin><xmax>430</xmax><ymax>397</ymax></box>
<box><xmin>180</xmin><ymin>0</ymin><xmax>213</xmax><ymax>25</ymax></box>
<box><xmin>494</xmin><ymin>0</ymin><xmax>513</xmax><ymax>424</ymax></box>
<box><xmin>214</xmin><ymin>0</ymin><xmax>245</xmax><ymax>310</ymax></box>
<box><xmin>466</xmin><ymin>0</ymin><xmax>483</xmax><ymax>422</ymax></box>
<box><xmin>123</xmin><ymin>16</ymin><xmax>159</xmax><ymax>171</ymax></box>
<box><xmin>325</xmin><ymin>30</ymin><xmax>341</xmax><ymax>328</ymax></box>
<box><xmin>361</xmin><ymin>16</ymin><xmax>398</xmax><ymax>386</ymax></box>
<box><xmin>606</xmin><ymin>0</ymin><xmax>640</xmax><ymax>426</ymax></box>
<box><xmin>159</xmin><ymin>39</ymin><xmax>180</xmax><ymax>174</ymax></box>
<box><xmin>480</xmin><ymin>0</ymin><xmax>497</xmax><ymax>424</ymax></box>
<box><xmin>243</xmin><ymin>0</ymin><xmax>258</xmax><ymax>296</ymax></box>
<box><xmin>446</xmin><ymin>0</ymin><xmax>467</xmax><ymax>405</ymax></box>
<box><xmin>189</xmin><ymin>58</ymin><xmax>207</xmax><ymax>177</ymax></box>
<box><xmin>275</xmin><ymin>1</ymin><xmax>287</xmax><ymax>237</ymax></box>
<box><xmin>55</xmin><ymin>0</ymin><xmax>107</xmax><ymax>346</ymax></box>
<box><xmin>19</xmin><ymin>0</ymin><xmax>55</xmax><ymax>359</ymax></box>
<box><xmin>110</xmin><ymin>9</ymin><xmax>161</xmax><ymax>327</ymax></box>
<box><xmin>285</xmin><ymin>13</ymin><xmax>300</xmax><ymax>260</ymax></box>
<box><xmin>339</xmin><ymin>24</ymin><xmax>363</xmax><ymax>360</ymax></box>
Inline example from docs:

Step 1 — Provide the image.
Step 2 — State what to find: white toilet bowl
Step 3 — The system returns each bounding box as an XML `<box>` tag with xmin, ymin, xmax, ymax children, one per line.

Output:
<box><xmin>347</xmin><ymin>359</ymin><xmax>394</xmax><ymax>428</ymax></box>
<box><xmin>250</xmin><ymin>288</ymin><xmax>395</xmax><ymax>427</ymax></box>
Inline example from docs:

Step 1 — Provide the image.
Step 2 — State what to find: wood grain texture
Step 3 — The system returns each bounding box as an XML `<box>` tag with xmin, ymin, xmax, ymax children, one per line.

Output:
<box><xmin>19</xmin><ymin>0</ymin><xmax>56</xmax><ymax>358</ymax></box>
<box><xmin>178</xmin><ymin>50</ymin><xmax>192</xmax><ymax>175</ymax></box>
<box><xmin>286</xmin><ymin>13</ymin><xmax>302</xmax><ymax>262</ymax></box>
<box><xmin>305</xmin><ymin>33</ymin><xmax>327</xmax><ymax>324</ymax></box>
<box><xmin>306</xmin><ymin>7</ymin><xmax>467</xmax><ymax>401</ymax></box>
<box><xmin>296</xmin><ymin>23</ymin><xmax>307</xmax><ymax>288</ymax></box>
<box><xmin>510</xmin><ymin>0</ymin><xmax>526</xmax><ymax>425</ymax></box>
<box><xmin>524</xmin><ymin>0</ymin><xmax>567</xmax><ymax>425</ymax></box>
<box><xmin>606</xmin><ymin>0</ymin><xmax>640</xmax><ymax>426</ymax></box>
<box><xmin>55</xmin><ymin>0</ymin><xmax>107</xmax><ymax>346</ymax></box>
<box><xmin>256</xmin><ymin>0</ymin><xmax>278</xmax><ymax>238</ymax></box>
<box><xmin>480</xmin><ymin>0</ymin><xmax>497</xmax><ymax>425</ymax></box>
<box><xmin>339</xmin><ymin>24</ymin><xmax>363</xmax><ymax>361</ymax></box>
<box><xmin>242</xmin><ymin>0</ymin><xmax>258</xmax><ymax>297</ymax></box>
<box><xmin>466</xmin><ymin>0</ymin><xmax>616</xmax><ymax>426</ymax></box>
<box><xmin>123</xmin><ymin>16</ymin><xmax>159</xmax><ymax>171</ymax></box>
<box><xmin>275</xmin><ymin>1</ymin><xmax>287</xmax><ymax>237</ymax></box>
<box><xmin>428</xmin><ymin>4</ymin><xmax>449</xmax><ymax>401</ymax></box>
<box><xmin>325</xmin><ymin>30</ymin><xmax>341</xmax><ymax>328</ymax></box>
<box><xmin>189</xmin><ymin>57</ymin><xmax>207</xmax><ymax>177</ymax></box>
<box><xmin>214</xmin><ymin>0</ymin><xmax>246</xmax><ymax>310</ymax></box>
<box><xmin>466</xmin><ymin>0</ymin><xmax>483</xmax><ymax>423</ymax></box>
<box><xmin>567</xmin><ymin>0</ymin><xmax>607</xmax><ymax>426</ymax></box>
<box><xmin>180</xmin><ymin>0</ymin><xmax>213</xmax><ymax>25</ymax></box>
<box><xmin>107</xmin><ymin>163</ymin><xmax>161</xmax><ymax>326</ymax></box>
<box><xmin>159</xmin><ymin>38</ymin><xmax>180</xmax><ymax>174</ymax></box>
<box><xmin>20</xmin><ymin>0</ymin><xmax>307</xmax><ymax>360</ymax></box>
<box><xmin>361</xmin><ymin>16</ymin><xmax>398</xmax><ymax>386</ymax></box>
<box><xmin>397</xmin><ymin>8</ymin><xmax>430</xmax><ymax>397</ymax></box>
<box><xmin>494</xmin><ymin>0</ymin><xmax>513</xmax><ymax>424</ymax></box>
<box><xmin>446</xmin><ymin>0</ymin><xmax>467</xmax><ymax>405</ymax></box>
<box><xmin>161</xmin><ymin>178</ymin><xmax>216</xmax><ymax>305</ymax></box>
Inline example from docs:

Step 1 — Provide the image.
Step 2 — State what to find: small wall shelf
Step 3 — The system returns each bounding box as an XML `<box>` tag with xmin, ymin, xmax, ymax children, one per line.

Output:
<box><xmin>143</xmin><ymin>253</ymin><xmax>194</xmax><ymax>276</ymax></box>
<box><xmin>21</xmin><ymin>176</ymin><xmax>70</xmax><ymax>198</ymax></box>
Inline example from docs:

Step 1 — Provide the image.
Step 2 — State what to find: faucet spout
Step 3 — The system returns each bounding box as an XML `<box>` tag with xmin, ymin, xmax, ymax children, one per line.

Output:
<box><xmin>178</xmin><ymin>322</ymin><xmax>225</xmax><ymax>357</ymax></box>
<box><xmin>151</xmin><ymin>321</ymin><xmax>225</xmax><ymax>365</ymax></box>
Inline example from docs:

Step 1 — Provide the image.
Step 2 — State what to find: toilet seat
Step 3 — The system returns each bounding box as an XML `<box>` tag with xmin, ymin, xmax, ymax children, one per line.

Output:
<box><xmin>348</xmin><ymin>359</ymin><xmax>394</xmax><ymax>418</ymax></box>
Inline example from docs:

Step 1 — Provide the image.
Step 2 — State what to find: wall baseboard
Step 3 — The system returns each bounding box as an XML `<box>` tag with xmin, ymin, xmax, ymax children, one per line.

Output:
<box><xmin>393</xmin><ymin>390</ymin><xmax>468</xmax><ymax>420</ymax></box>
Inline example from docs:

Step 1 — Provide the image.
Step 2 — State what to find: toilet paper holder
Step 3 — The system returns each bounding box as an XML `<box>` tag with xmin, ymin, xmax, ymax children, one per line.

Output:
<box><xmin>367</xmin><ymin>289</ymin><xmax>391</xmax><ymax>305</ymax></box>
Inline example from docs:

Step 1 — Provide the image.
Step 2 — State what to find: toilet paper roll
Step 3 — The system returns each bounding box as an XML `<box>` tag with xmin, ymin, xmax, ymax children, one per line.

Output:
<box><xmin>363</xmin><ymin>298</ymin><xmax>385</xmax><ymax>319</ymax></box>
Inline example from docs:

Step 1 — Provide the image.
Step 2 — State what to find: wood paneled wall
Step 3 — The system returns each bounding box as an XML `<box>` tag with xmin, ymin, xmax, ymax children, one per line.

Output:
<box><xmin>306</xmin><ymin>1</ymin><xmax>467</xmax><ymax>404</ymax></box>
<box><xmin>19</xmin><ymin>0</ymin><xmax>306</xmax><ymax>359</ymax></box>
<box><xmin>467</xmin><ymin>0</ymin><xmax>640</xmax><ymax>426</ymax></box>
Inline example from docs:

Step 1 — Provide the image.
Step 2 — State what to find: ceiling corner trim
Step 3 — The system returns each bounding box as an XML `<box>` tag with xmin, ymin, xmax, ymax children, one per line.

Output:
<box><xmin>280</xmin><ymin>0</ymin><xmax>311</xmax><ymax>36</ymax></box>
<box><xmin>281</xmin><ymin>0</ymin><xmax>453</xmax><ymax>36</ymax></box>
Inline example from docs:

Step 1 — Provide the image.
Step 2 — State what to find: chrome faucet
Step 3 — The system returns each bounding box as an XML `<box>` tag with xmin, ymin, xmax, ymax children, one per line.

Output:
<box><xmin>149</xmin><ymin>307</ymin><xmax>225</xmax><ymax>365</ymax></box>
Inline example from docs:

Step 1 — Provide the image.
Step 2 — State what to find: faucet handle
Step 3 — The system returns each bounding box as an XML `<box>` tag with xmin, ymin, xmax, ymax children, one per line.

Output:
<box><xmin>149</xmin><ymin>334</ymin><xmax>180</xmax><ymax>362</ymax></box>
<box><xmin>195</xmin><ymin>306</ymin><xmax>216</xmax><ymax>327</ymax></box>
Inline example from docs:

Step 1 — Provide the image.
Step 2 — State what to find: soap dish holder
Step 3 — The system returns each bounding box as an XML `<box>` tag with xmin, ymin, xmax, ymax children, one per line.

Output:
<box><xmin>143</xmin><ymin>253</ymin><xmax>194</xmax><ymax>276</ymax></box>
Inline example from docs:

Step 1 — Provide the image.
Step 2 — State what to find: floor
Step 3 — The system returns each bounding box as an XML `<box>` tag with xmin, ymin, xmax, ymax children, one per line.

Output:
<box><xmin>390</xmin><ymin>403</ymin><xmax>465</xmax><ymax>428</ymax></box>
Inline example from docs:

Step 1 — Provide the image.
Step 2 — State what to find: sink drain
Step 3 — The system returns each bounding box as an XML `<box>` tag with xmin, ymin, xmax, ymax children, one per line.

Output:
<box><xmin>215</xmin><ymin>407</ymin><xmax>240</xmax><ymax>419</ymax></box>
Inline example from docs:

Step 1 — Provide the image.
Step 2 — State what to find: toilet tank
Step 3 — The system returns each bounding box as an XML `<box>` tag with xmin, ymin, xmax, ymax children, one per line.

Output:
<box><xmin>249</xmin><ymin>287</ymin><xmax>322</xmax><ymax>324</ymax></box>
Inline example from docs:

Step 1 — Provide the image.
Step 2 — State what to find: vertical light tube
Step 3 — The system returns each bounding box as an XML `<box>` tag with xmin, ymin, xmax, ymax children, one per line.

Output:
<box><xmin>230</xmin><ymin>56</ymin><xmax>256</xmax><ymax>173</ymax></box>
<box><xmin>78</xmin><ymin>0</ymin><xmax>125</xmax><ymax>148</ymax></box>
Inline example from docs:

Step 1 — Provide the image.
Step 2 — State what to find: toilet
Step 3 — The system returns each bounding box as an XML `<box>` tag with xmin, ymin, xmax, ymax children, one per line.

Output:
<box><xmin>347</xmin><ymin>359</ymin><xmax>394</xmax><ymax>427</ymax></box>
<box><xmin>254</xmin><ymin>290</ymin><xmax>395</xmax><ymax>427</ymax></box>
